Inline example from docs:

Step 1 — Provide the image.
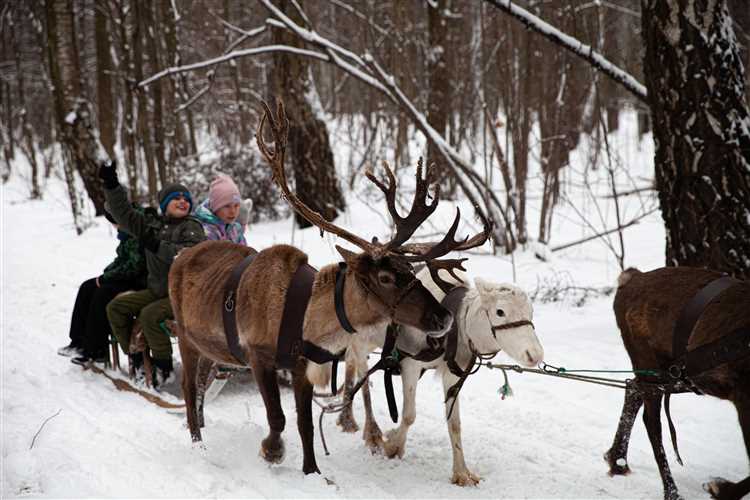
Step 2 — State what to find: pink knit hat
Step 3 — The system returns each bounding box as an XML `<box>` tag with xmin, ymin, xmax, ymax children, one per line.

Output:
<box><xmin>209</xmin><ymin>174</ymin><xmax>241</xmax><ymax>212</ymax></box>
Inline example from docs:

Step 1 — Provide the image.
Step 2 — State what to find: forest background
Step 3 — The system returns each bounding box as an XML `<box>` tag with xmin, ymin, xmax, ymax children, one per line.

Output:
<box><xmin>2</xmin><ymin>0</ymin><xmax>749</xmax><ymax>278</ymax></box>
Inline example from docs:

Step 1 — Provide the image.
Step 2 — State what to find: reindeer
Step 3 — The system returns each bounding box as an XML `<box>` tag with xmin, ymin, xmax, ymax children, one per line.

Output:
<box><xmin>168</xmin><ymin>101</ymin><xmax>487</xmax><ymax>475</ymax></box>
<box><xmin>605</xmin><ymin>267</ymin><xmax>750</xmax><ymax>500</ymax></box>
<box><xmin>337</xmin><ymin>267</ymin><xmax>544</xmax><ymax>485</ymax></box>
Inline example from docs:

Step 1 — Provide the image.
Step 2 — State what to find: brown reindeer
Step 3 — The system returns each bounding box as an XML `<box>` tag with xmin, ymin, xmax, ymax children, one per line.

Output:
<box><xmin>605</xmin><ymin>267</ymin><xmax>750</xmax><ymax>500</ymax></box>
<box><xmin>168</xmin><ymin>101</ymin><xmax>487</xmax><ymax>475</ymax></box>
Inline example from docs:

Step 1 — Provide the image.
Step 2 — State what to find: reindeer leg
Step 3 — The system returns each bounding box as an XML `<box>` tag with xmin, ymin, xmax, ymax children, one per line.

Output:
<box><xmin>384</xmin><ymin>358</ymin><xmax>420</xmax><ymax>459</ymax></box>
<box><xmin>441</xmin><ymin>369</ymin><xmax>480</xmax><ymax>487</ymax></box>
<box><xmin>292</xmin><ymin>360</ymin><xmax>320</xmax><ymax>475</ymax></box>
<box><xmin>176</xmin><ymin>332</ymin><xmax>202</xmax><ymax>443</ymax></box>
<box><xmin>359</xmin><ymin>354</ymin><xmax>384</xmax><ymax>453</ymax></box>
<box><xmin>703</xmin><ymin>388</ymin><xmax>750</xmax><ymax>500</ymax></box>
<box><xmin>605</xmin><ymin>383</ymin><xmax>643</xmax><ymax>475</ymax></box>
<box><xmin>249</xmin><ymin>356</ymin><xmax>286</xmax><ymax>465</ymax></box>
<box><xmin>194</xmin><ymin>356</ymin><xmax>216</xmax><ymax>429</ymax></box>
<box><xmin>336</xmin><ymin>355</ymin><xmax>359</xmax><ymax>433</ymax></box>
<box><xmin>642</xmin><ymin>394</ymin><xmax>683</xmax><ymax>500</ymax></box>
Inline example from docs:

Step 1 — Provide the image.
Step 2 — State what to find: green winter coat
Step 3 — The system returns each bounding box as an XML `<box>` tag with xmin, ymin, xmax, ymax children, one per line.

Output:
<box><xmin>99</xmin><ymin>232</ymin><xmax>147</xmax><ymax>289</ymax></box>
<box><xmin>104</xmin><ymin>185</ymin><xmax>206</xmax><ymax>298</ymax></box>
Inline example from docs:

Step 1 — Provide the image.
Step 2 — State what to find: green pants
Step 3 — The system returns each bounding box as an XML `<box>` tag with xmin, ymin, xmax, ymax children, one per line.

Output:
<box><xmin>106</xmin><ymin>289</ymin><xmax>173</xmax><ymax>360</ymax></box>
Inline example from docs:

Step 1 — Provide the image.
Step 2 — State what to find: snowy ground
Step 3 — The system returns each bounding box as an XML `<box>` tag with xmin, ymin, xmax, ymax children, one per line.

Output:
<box><xmin>1</xmin><ymin>124</ymin><xmax>747</xmax><ymax>498</ymax></box>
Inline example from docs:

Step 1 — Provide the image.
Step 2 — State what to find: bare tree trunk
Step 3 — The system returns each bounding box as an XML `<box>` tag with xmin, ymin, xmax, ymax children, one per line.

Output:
<box><xmin>45</xmin><ymin>0</ymin><xmax>86</xmax><ymax>231</ymax></box>
<box><xmin>132</xmin><ymin>0</ymin><xmax>157</xmax><ymax>201</ymax></box>
<box><xmin>427</xmin><ymin>0</ymin><xmax>454</xmax><ymax>196</ymax></box>
<box><xmin>1</xmin><ymin>80</ymin><xmax>12</xmax><ymax>182</ymax></box>
<box><xmin>224</xmin><ymin>0</ymin><xmax>250</xmax><ymax>146</ymax></box>
<box><xmin>113</xmin><ymin>0</ymin><xmax>139</xmax><ymax>199</ymax></box>
<box><xmin>642</xmin><ymin>0</ymin><xmax>750</xmax><ymax>279</ymax></box>
<box><xmin>271</xmin><ymin>0</ymin><xmax>344</xmax><ymax>229</ymax></box>
<box><xmin>95</xmin><ymin>2</ymin><xmax>114</xmax><ymax>158</ymax></box>
<box><xmin>9</xmin><ymin>6</ymin><xmax>41</xmax><ymax>198</ymax></box>
<box><xmin>144</xmin><ymin>0</ymin><xmax>167</xmax><ymax>185</ymax></box>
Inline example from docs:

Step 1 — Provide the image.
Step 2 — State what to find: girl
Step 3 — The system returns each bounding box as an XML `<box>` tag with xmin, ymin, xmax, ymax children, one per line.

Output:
<box><xmin>194</xmin><ymin>174</ymin><xmax>249</xmax><ymax>244</ymax></box>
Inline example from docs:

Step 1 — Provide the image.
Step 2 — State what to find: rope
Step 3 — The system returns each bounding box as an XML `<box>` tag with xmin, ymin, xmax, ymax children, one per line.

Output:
<box><xmin>482</xmin><ymin>361</ymin><xmax>634</xmax><ymax>390</ymax></box>
<box><xmin>312</xmin><ymin>393</ymin><xmax>351</xmax><ymax>456</ymax></box>
<box><xmin>539</xmin><ymin>362</ymin><xmax>661</xmax><ymax>377</ymax></box>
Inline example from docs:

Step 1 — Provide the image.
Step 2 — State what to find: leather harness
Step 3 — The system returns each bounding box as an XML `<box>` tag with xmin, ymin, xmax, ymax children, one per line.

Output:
<box><xmin>635</xmin><ymin>274</ymin><xmax>750</xmax><ymax>466</ymax></box>
<box><xmin>220</xmin><ymin>254</ymin><xmax>348</xmax><ymax>392</ymax></box>
<box><xmin>348</xmin><ymin>285</ymin><xmax>536</xmax><ymax>422</ymax></box>
<box><xmin>668</xmin><ymin>275</ymin><xmax>748</xmax><ymax>384</ymax></box>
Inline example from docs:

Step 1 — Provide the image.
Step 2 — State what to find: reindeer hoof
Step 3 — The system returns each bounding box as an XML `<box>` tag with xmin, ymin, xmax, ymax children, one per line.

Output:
<box><xmin>383</xmin><ymin>430</ymin><xmax>404</xmax><ymax>459</ymax></box>
<box><xmin>303</xmin><ymin>463</ymin><xmax>321</xmax><ymax>475</ymax></box>
<box><xmin>261</xmin><ymin>436</ymin><xmax>285</xmax><ymax>464</ymax></box>
<box><xmin>604</xmin><ymin>451</ymin><xmax>630</xmax><ymax>476</ymax></box>
<box><xmin>363</xmin><ymin>425</ymin><xmax>384</xmax><ymax>454</ymax></box>
<box><xmin>191</xmin><ymin>441</ymin><xmax>207</xmax><ymax>452</ymax></box>
<box><xmin>703</xmin><ymin>477</ymin><xmax>735</xmax><ymax>500</ymax></box>
<box><xmin>336</xmin><ymin>413</ymin><xmax>359</xmax><ymax>433</ymax></box>
<box><xmin>451</xmin><ymin>470</ymin><xmax>481</xmax><ymax>487</ymax></box>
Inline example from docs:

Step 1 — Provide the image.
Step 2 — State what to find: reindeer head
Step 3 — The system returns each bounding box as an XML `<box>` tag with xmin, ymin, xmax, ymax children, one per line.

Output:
<box><xmin>466</xmin><ymin>279</ymin><xmax>544</xmax><ymax>367</ymax></box>
<box><xmin>257</xmin><ymin>100</ymin><xmax>491</xmax><ymax>337</ymax></box>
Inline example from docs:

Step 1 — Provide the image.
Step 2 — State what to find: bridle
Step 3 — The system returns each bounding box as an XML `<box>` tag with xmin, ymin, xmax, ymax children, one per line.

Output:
<box><xmin>346</xmin><ymin>264</ymin><xmax>422</xmax><ymax>322</ymax></box>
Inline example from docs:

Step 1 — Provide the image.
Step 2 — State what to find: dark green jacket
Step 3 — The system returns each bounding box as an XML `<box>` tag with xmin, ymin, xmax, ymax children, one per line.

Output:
<box><xmin>100</xmin><ymin>232</ymin><xmax>147</xmax><ymax>289</ymax></box>
<box><xmin>104</xmin><ymin>185</ymin><xmax>206</xmax><ymax>298</ymax></box>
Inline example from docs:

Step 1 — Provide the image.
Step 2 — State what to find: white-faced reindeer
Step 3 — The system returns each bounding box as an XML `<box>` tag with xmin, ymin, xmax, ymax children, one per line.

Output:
<box><xmin>605</xmin><ymin>267</ymin><xmax>749</xmax><ymax>500</ymax></box>
<box><xmin>168</xmin><ymin>101</ymin><xmax>488</xmax><ymax>475</ymax></box>
<box><xmin>337</xmin><ymin>267</ymin><xmax>544</xmax><ymax>485</ymax></box>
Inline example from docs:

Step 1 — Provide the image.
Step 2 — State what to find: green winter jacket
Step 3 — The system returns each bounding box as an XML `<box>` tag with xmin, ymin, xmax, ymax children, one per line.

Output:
<box><xmin>104</xmin><ymin>185</ymin><xmax>206</xmax><ymax>298</ymax></box>
<box><xmin>99</xmin><ymin>232</ymin><xmax>147</xmax><ymax>288</ymax></box>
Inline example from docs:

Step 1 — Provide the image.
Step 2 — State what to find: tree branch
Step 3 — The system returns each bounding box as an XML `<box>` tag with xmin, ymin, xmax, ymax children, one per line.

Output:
<box><xmin>482</xmin><ymin>0</ymin><xmax>647</xmax><ymax>102</ymax></box>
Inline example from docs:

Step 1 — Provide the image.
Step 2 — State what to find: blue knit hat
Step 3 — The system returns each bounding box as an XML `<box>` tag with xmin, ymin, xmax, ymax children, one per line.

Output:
<box><xmin>158</xmin><ymin>183</ymin><xmax>193</xmax><ymax>214</ymax></box>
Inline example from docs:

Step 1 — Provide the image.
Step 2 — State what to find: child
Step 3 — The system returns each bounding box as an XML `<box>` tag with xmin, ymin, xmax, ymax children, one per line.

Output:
<box><xmin>194</xmin><ymin>174</ymin><xmax>248</xmax><ymax>244</ymax></box>
<box><xmin>58</xmin><ymin>208</ymin><xmax>147</xmax><ymax>365</ymax></box>
<box><xmin>98</xmin><ymin>161</ymin><xmax>206</xmax><ymax>386</ymax></box>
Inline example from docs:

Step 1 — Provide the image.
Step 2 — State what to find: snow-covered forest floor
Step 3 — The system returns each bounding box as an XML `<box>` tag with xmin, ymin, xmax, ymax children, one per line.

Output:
<box><xmin>1</xmin><ymin>114</ymin><xmax>746</xmax><ymax>498</ymax></box>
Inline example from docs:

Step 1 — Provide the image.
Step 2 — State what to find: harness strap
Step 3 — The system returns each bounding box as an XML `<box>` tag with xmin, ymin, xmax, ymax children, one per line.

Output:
<box><xmin>492</xmin><ymin>319</ymin><xmax>534</xmax><ymax>333</ymax></box>
<box><xmin>439</xmin><ymin>287</ymin><xmax>477</xmax><ymax>419</ymax></box>
<box><xmin>672</xmin><ymin>275</ymin><xmax>738</xmax><ymax>359</ymax></box>
<box><xmin>664</xmin><ymin>394</ymin><xmax>684</xmax><ymax>466</ymax></box>
<box><xmin>275</xmin><ymin>262</ymin><xmax>345</xmax><ymax>395</ymax></box>
<box><xmin>335</xmin><ymin>263</ymin><xmax>357</xmax><ymax>334</ymax></box>
<box><xmin>222</xmin><ymin>251</ymin><xmax>259</xmax><ymax>366</ymax></box>
<box><xmin>683</xmin><ymin>326</ymin><xmax>750</xmax><ymax>376</ymax></box>
<box><xmin>345</xmin><ymin>324</ymin><xmax>401</xmax><ymax>422</ymax></box>
<box><xmin>276</xmin><ymin>262</ymin><xmax>318</xmax><ymax>370</ymax></box>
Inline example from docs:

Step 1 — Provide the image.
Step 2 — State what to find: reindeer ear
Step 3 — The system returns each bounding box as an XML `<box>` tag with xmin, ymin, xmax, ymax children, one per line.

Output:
<box><xmin>474</xmin><ymin>277</ymin><xmax>491</xmax><ymax>294</ymax></box>
<box><xmin>335</xmin><ymin>245</ymin><xmax>358</xmax><ymax>263</ymax></box>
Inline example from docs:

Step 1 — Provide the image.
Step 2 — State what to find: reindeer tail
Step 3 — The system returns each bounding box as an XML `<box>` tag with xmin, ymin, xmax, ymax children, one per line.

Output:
<box><xmin>617</xmin><ymin>267</ymin><xmax>641</xmax><ymax>288</ymax></box>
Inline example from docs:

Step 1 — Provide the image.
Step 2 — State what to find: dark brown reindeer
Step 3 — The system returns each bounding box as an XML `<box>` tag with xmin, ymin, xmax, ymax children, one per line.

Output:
<box><xmin>605</xmin><ymin>267</ymin><xmax>750</xmax><ymax>500</ymax></box>
<box><xmin>168</xmin><ymin>101</ymin><xmax>484</xmax><ymax>475</ymax></box>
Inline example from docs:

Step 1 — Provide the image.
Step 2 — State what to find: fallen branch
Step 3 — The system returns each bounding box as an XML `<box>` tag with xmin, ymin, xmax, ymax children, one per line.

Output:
<box><xmin>29</xmin><ymin>409</ymin><xmax>62</xmax><ymax>450</ymax></box>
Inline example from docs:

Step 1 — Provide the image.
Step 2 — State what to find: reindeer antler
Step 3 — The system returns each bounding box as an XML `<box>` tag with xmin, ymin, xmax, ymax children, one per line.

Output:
<box><xmin>257</xmin><ymin>99</ymin><xmax>491</xmax><ymax>276</ymax></box>
<box><xmin>399</xmin><ymin>206</ymin><xmax>493</xmax><ymax>293</ymax></box>
<box><xmin>365</xmin><ymin>158</ymin><xmax>439</xmax><ymax>255</ymax></box>
<box><xmin>257</xmin><ymin>100</ymin><xmax>378</xmax><ymax>253</ymax></box>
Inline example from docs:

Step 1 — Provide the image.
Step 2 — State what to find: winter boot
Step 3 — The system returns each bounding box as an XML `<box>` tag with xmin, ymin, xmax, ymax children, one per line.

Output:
<box><xmin>130</xmin><ymin>352</ymin><xmax>146</xmax><ymax>385</ymax></box>
<box><xmin>71</xmin><ymin>351</ymin><xmax>107</xmax><ymax>367</ymax></box>
<box><xmin>152</xmin><ymin>357</ymin><xmax>174</xmax><ymax>388</ymax></box>
<box><xmin>58</xmin><ymin>342</ymin><xmax>83</xmax><ymax>357</ymax></box>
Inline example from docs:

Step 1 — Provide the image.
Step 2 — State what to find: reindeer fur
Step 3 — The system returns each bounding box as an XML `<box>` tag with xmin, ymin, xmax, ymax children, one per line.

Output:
<box><xmin>605</xmin><ymin>266</ymin><xmax>750</xmax><ymax>500</ymax></box>
<box><xmin>169</xmin><ymin>240</ymin><xmax>452</xmax><ymax>475</ymax></box>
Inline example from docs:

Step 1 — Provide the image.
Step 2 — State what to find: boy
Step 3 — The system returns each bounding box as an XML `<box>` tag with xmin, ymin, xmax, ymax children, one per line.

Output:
<box><xmin>99</xmin><ymin>161</ymin><xmax>206</xmax><ymax>385</ymax></box>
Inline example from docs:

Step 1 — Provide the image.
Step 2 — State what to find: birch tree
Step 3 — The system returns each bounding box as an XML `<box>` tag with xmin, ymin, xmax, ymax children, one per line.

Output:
<box><xmin>642</xmin><ymin>0</ymin><xmax>750</xmax><ymax>279</ymax></box>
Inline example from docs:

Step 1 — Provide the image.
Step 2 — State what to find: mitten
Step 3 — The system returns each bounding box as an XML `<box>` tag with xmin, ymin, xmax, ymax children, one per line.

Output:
<box><xmin>98</xmin><ymin>160</ymin><xmax>119</xmax><ymax>189</ymax></box>
<box><xmin>238</xmin><ymin>198</ymin><xmax>253</xmax><ymax>226</ymax></box>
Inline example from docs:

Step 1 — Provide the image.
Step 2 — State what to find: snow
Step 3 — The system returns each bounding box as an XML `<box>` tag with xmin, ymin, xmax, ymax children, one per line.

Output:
<box><xmin>2</xmin><ymin>121</ymin><xmax>747</xmax><ymax>498</ymax></box>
